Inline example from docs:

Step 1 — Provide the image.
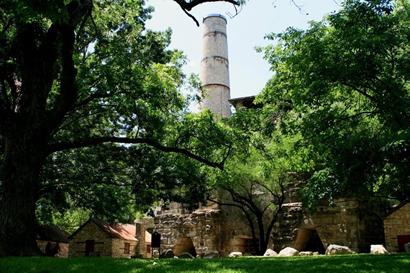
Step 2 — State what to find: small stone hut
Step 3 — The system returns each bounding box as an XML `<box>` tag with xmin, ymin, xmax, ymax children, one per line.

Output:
<box><xmin>384</xmin><ymin>202</ymin><xmax>410</xmax><ymax>252</ymax></box>
<box><xmin>69</xmin><ymin>218</ymin><xmax>138</xmax><ymax>258</ymax></box>
<box><xmin>36</xmin><ymin>224</ymin><xmax>69</xmax><ymax>257</ymax></box>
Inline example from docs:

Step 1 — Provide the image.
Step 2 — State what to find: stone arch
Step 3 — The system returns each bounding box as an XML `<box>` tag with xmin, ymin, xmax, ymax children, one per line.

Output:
<box><xmin>293</xmin><ymin>228</ymin><xmax>325</xmax><ymax>254</ymax></box>
<box><xmin>173</xmin><ymin>237</ymin><xmax>197</xmax><ymax>257</ymax></box>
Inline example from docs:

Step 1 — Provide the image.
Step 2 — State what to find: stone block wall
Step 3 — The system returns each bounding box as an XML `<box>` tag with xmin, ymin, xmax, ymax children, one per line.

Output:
<box><xmin>311</xmin><ymin>199</ymin><xmax>385</xmax><ymax>252</ymax></box>
<box><xmin>272</xmin><ymin>202</ymin><xmax>304</xmax><ymax>252</ymax></box>
<box><xmin>272</xmin><ymin>199</ymin><xmax>386</xmax><ymax>253</ymax></box>
<box><xmin>384</xmin><ymin>202</ymin><xmax>410</xmax><ymax>252</ymax></box>
<box><xmin>154</xmin><ymin>208</ymin><xmax>224</xmax><ymax>256</ymax></box>
<box><xmin>135</xmin><ymin>222</ymin><xmax>146</xmax><ymax>257</ymax></box>
<box><xmin>112</xmin><ymin>238</ymin><xmax>137</xmax><ymax>258</ymax></box>
<box><xmin>219</xmin><ymin>205</ymin><xmax>256</xmax><ymax>253</ymax></box>
<box><xmin>312</xmin><ymin>199</ymin><xmax>362</xmax><ymax>251</ymax></box>
<box><xmin>154</xmin><ymin>195</ymin><xmax>387</xmax><ymax>256</ymax></box>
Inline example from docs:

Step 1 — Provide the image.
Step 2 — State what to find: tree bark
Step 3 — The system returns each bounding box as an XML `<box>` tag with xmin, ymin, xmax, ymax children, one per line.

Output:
<box><xmin>0</xmin><ymin>20</ymin><xmax>56</xmax><ymax>256</ymax></box>
<box><xmin>256</xmin><ymin>215</ymin><xmax>267</xmax><ymax>255</ymax></box>
<box><xmin>0</xmin><ymin>130</ymin><xmax>47</xmax><ymax>256</ymax></box>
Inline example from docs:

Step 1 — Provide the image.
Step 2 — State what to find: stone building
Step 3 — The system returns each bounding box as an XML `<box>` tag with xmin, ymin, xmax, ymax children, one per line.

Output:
<box><xmin>69</xmin><ymin>218</ymin><xmax>138</xmax><ymax>258</ymax></box>
<box><xmin>384</xmin><ymin>202</ymin><xmax>410</xmax><ymax>252</ymax></box>
<box><xmin>36</xmin><ymin>224</ymin><xmax>69</xmax><ymax>257</ymax></box>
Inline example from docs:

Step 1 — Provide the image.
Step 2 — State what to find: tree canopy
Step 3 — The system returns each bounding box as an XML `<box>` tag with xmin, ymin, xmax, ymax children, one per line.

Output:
<box><xmin>0</xmin><ymin>0</ymin><xmax>244</xmax><ymax>256</ymax></box>
<box><xmin>258</xmin><ymin>0</ymin><xmax>410</xmax><ymax>206</ymax></box>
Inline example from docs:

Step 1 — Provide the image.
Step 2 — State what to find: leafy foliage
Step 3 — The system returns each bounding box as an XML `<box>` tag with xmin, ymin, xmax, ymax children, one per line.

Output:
<box><xmin>28</xmin><ymin>1</ymin><xmax>237</xmax><ymax>227</ymax></box>
<box><xmin>0</xmin><ymin>0</ymin><xmax>244</xmax><ymax>255</ymax></box>
<box><xmin>208</xmin><ymin>108</ymin><xmax>306</xmax><ymax>254</ymax></box>
<box><xmin>258</xmin><ymin>0</ymin><xmax>410</xmax><ymax>206</ymax></box>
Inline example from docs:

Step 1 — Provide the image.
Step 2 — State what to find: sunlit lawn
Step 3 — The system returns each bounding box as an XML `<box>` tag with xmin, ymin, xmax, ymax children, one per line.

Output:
<box><xmin>1</xmin><ymin>254</ymin><xmax>409</xmax><ymax>273</ymax></box>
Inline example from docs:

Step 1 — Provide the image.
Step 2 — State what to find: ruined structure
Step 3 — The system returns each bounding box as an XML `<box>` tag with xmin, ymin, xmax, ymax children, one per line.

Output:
<box><xmin>147</xmin><ymin>14</ymin><xmax>389</xmax><ymax>257</ymax></box>
<box><xmin>152</xmin><ymin>202</ymin><xmax>255</xmax><ymax>257</ymax></box>
<box><xmin>154</xmin><ymin>206</ymin><xmax>223</xmax><ymax>256</ymax></box>
<box><xmin>273</xmin><ymin>199</ymin><xmax>386</xmax><ymax>253</ymax></box>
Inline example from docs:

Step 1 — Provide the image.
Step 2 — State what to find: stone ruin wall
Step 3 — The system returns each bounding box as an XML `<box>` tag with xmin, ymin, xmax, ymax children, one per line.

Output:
<box><xmin>271</xmin><ymin>202</ymin><xmax>304</xmax><ymax>252</ymax></box>
<box><xmin>218</xmin><ymin>205</ymin><xmax>261</xmax><ymax>254</ymax></box>
<box><xmin>153</xmin><ymin>202</ymin><xmax>256</xmax><ymax>257</ymax></box>
<box><xmin>152</xmin><ymin>183</ymin><xmax>387</xmax><ymax>256</ymax></box>
<box><xmin>154</xmin><ymin>207</ymin><xmax>224</xmax><ymax>257</ymax></box>
<box><xmin>272</xmin><ymin>198</ymin><xmax>386</xmax><ymax>253</ymax></box>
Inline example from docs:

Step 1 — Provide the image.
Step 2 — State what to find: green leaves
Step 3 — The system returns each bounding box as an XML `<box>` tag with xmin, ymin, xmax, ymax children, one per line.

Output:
<box><xmin>10</xmin><ymin>0</ymin><xmax>240</xmax><ymax>225</ymax></box>
<box><xmin>259</xmin><ymin>0</ymin><xmax>410</xmax><ymax>206</ymax></box>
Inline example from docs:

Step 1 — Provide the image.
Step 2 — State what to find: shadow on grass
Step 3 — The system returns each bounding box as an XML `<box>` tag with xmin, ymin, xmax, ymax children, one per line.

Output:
<box><xmin>0</xmin><ymin>254</ymin><xmax>409</xmax><ymax>273</ymax></box>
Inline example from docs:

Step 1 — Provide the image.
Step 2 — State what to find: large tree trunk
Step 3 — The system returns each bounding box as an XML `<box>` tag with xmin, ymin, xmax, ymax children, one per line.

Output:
<box><xmin>257</xmin><ymin>215</ymin><xmax>267</xmax><ymax>255</ymax></box>
<box><xmin>0</xmin><ymin>132</ymin><xmax>46</xmax><ymax>256</ymax></box>
<box><xmin>0</xmin><ymin>21</ymin><xmax>57</xmax><ymax>256</ymax></box>
<box><xmin>240</xmin><ymin>208</ymin><xmax>258</xmax><ymax>255</ymax></box>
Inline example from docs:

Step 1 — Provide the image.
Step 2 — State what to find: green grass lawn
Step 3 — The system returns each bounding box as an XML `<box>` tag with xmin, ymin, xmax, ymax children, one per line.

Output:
<box><xmin>0</xmin><ymin>254</ymin><xmax>409</xmax><ymax>273</ymax></box>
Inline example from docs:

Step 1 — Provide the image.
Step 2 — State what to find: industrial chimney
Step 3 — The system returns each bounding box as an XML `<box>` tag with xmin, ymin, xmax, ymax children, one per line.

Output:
<box><xmin>199</xmin><ymin>14</ymin><xmax>231</xmax><ymax>118</ymax></box>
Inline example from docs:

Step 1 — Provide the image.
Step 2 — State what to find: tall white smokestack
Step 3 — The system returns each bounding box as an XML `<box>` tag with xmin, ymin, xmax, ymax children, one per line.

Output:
<box><xmin>199</xmin><ymin>14</ymin><xmax>231</xmax><ymax>118</ymax></box>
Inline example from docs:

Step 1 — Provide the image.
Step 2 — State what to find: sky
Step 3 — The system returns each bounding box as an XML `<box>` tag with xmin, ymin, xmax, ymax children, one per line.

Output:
<box><xmin>146</xmin><ymin>0</ymin><xmax>341</xmax><ymax>99</ymax></box>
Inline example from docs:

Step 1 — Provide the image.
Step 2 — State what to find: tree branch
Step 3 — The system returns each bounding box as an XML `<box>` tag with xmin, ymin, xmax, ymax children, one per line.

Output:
<box><xmin>180</xmin><ymin>6</ymin><xmax>200</xmax><ymax>26</ymax></box>
<box><xmin>208</xmin><ymin>198</ymin><xmax>244</xmax><ymax>210</ymax></box>
<box><xmin>73</xmin><ymin>91</ymin><xmax>109</xmax><ymax>109</ymax></box>
<box><xmin>173</xmin><ymin>0</ymin><xmax>240</xmax><ymax>26</ymax></box>
<box><xmin>38</xmin><ymin>178</ymin><xmax>132</xmax><ymax>198</ymax></box>
<box><xmin>47</xmin><ymin>24</ymin><xmax>78</xmax><ymax>131</ymax></box>
<box><xmin>221</xmin><ymin>185</ymin><xmax>259</xmax><ymax>214</ymax></box>
<box><xmin>341</xmin><ymin>81</ymin><xmax>375</xmax><ymax>102</ymax></box>
<box><xmin>174</xmin><ymin>0</ymin><xmax>239</xmax><ymax>11</ymax></box>
<box><xmin>263</xmin><ymin>178</ymin><xmax>285</xmax><ymax>248</ymax></box>
<box><xmin>47</xmin><ymin>136</ymin><xmax>225</xmax><ymax>169</ymax></box>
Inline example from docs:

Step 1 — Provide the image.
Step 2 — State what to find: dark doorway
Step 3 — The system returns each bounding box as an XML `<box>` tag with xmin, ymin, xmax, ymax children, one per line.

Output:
<box><xmin>152</xmin><ymin>231</ymin><xmax>161</xmax><ymax>248</ymax></box>
<box><xmin>293</xmin><ymin>228</ymin><xmax>325</xmax><ymax>254</ymax></box>
<box><xmin>85</xmin><ymin>240</ymin><xmax>95</xmax><ymax>256</ymax></box>
<box><xmin>173</xmin><ymin>237</ymin><xmax>197</xmax><ymax>257</ymax></box>
<box><xmin>45</xmin><ymin>242</ymin><xmax>59</xmax><ymax>256</ymax></box>
<box><xmin>398</xmin><ymin>235</ymin><xmax>410</xmax><ymax>252</ymax></box>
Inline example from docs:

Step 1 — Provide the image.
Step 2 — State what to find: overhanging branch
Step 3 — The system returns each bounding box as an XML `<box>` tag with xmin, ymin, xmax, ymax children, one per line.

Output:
<box><xmin>174</xmin><ymin>0</ymin><xmax>239</xmax><ymax>11</ymax></box>
<box><xmin>173</xmin><ymin>0</ymin><xmax>240</xmax><ymax>26</ymax></box>
<box><xmin>48</xmin><ymin>136</ymin><xmax>225</xmax><ymax>169</ymax></box>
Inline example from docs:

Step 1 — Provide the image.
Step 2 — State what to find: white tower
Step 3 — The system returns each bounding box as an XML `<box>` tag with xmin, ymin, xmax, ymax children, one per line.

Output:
<box><xmin>199</xmin><ymin>14</ymin><xmax>231</xmax><ymax>118</ymax></box>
